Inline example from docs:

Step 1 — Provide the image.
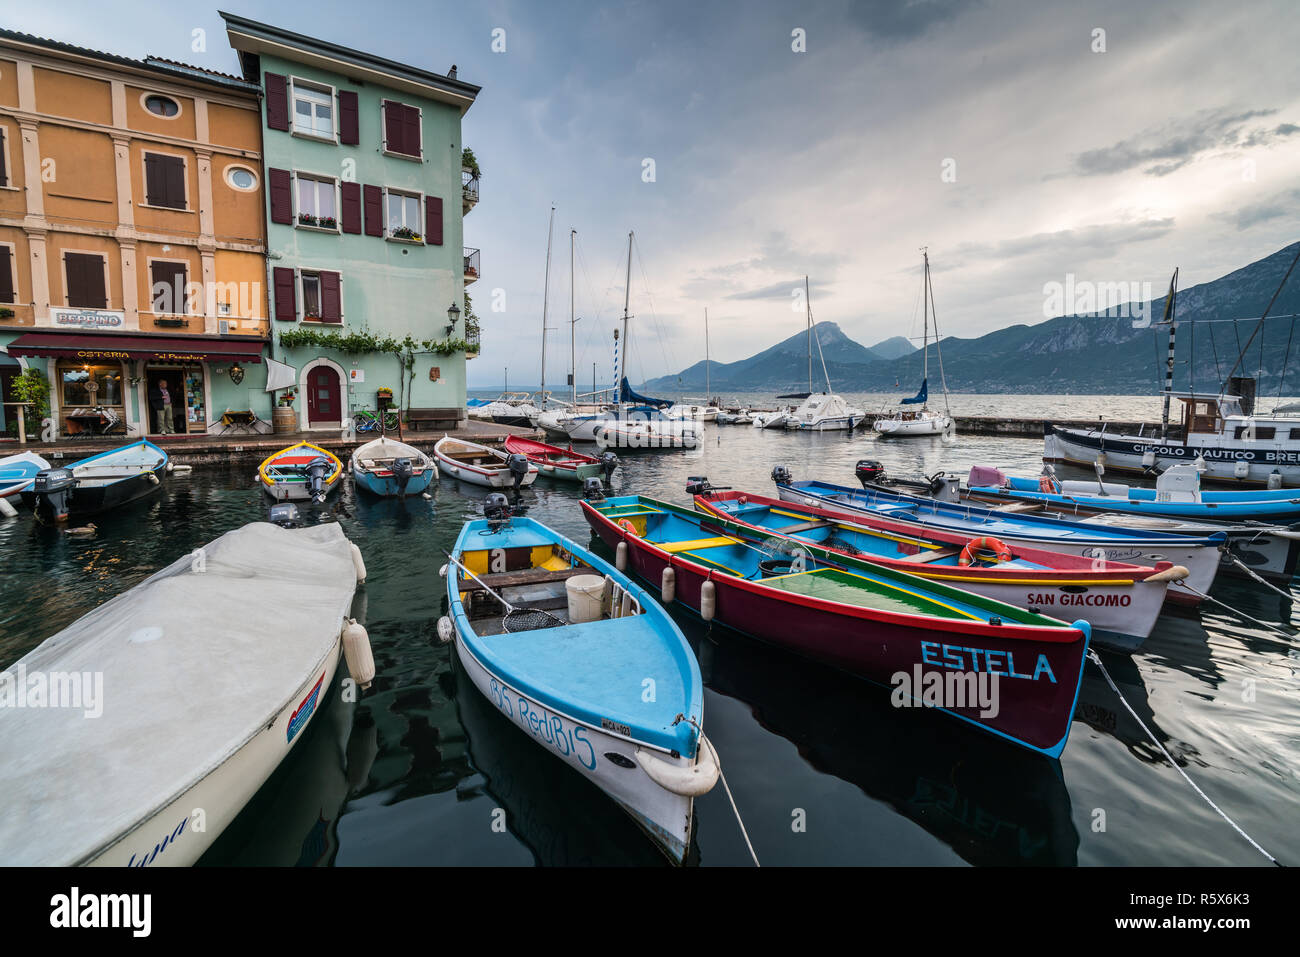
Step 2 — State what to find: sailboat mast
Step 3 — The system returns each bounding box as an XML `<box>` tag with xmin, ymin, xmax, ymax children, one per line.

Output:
<box><xmin>922</xmin><ymin>249</ymin><xmax>930</xmax><ymax>404</ymax></box>
<box><xmin>705</xmin><ymin>308</ymin><xmax>710</xmax><ymax>401</ymax></box>
<box><xmin>808</xmin><ymin>277</ymin><xmax>833</xmax><ymax>393</ymax></box>
<box><xmin>570</xmin><ymin>228</ymin><xmax>577</xmax><ymax>408</ymax></box>
<box><xmin>616</xmin><ymin>230</ymin><xmax>633</xmax><ymax>412</ymax></box>
<box><xmin>1159</xmin><ymin>267</ymin><xmax>1179</xmax><ymax>440</ymax></box>
<box><xmin>806</xmin><ymin>277</ymin><xmax>813</xmax><ymax>393</ymax></box>
<box><xmin>540</xmin><ymin>205</ymin><xmax>555</xmax><ymax>406</ymax></box>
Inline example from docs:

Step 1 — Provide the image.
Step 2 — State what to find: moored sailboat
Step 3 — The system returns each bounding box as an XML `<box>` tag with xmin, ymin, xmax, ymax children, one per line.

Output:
<box><xmin>873</xmin><ymin>249</ymin><xmax>954</xmax><ymax>437</ymax></box>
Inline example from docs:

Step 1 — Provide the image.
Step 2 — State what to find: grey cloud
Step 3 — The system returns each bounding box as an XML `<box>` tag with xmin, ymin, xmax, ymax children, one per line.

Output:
<box><xmin>1072</xmin><ymin>109</ymin><xmax>1284</xmax><ymax>177</ymax></box>
<box><xmin>1211</xmin><ymin>188</ymin><xmax>1300</xmax><ymax>231</ymax></box>
<box><xmin>843</xmin><ymin>0</ymin><xmax>983</xmax><ymax>39</ymax></box>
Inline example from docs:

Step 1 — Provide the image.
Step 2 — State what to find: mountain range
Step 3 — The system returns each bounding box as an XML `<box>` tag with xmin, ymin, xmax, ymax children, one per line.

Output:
<box><xmin>641</xmin><ymin>242</ymin><xmax>1300</xmax><ymax>396</ymax></box>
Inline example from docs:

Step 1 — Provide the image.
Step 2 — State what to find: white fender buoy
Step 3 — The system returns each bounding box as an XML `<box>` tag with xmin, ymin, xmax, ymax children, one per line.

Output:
<box><xmin>436</xmin><ymin>616</ymin><xmax>455</xmax><ymax>644</ymax></box>
<box><xmin>349</xmin><ymin>542</ymin><xmax>367</xmax><ymax>584</ymax></box>
<box><xmin>1234</xmin><ymin>460</ymin><xmax>1250</xmax><ymax>480</ymax></box>
<box><xmin>1141</xmin><ymin>450</ymin><xmax>1156</xmax><ymax>468</ymax></box>
<box><xmin>700</xmin><ymin>580</ymin><xmax>716</xmax><ymax>621</ymax></box>
<box><xmin>0</xmin><ymin>497</ymin><xmax>17</xmax><ymax>518</ymax></box>
<box><xmin>147</xmin><ymin>472</ymin><xmax>160</xmax><ymax>485</ymax></box>
<box><xmin>342</xmin><ymin>618</ymin><xmax>375</xmax><ymax>689</ymax></box>
<box><xmin>1146</xmin><ymin>564</ymin><xmax>1190</xmax><ymax>583</ymax></box>
<box><xmin>438</xmin><ymin>563</ymin><xmax>448</xmax><ymax>579</ymax></box>
<box><xmin>171</xmin><ymin>464</ymin><xmax>192</xmax><ymax>474</ymax></box>
<box><xmin>616</xmin><ymin>540</ymin><xmax>628</xmax><ymax>572</ymax></box>
<box><xmin>661</xmin><ymin>566</ymin><xmax>675</xmax><ymax>603</ymax></box>
<box><xmin>1268</xmin><ymin>470</ymin><xmax>1283</xmax><ymax>490</ymax></box>
<box><xmin>635</xmin><ymin>733</ymin><xmax>720</xmax><ymax>797</ymax></box>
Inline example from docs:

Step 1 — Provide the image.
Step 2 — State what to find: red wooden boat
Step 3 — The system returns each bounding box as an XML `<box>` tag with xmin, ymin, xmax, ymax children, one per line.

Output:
<box><xmin>503</xmin><ymin>435</ymin><xmax>612</xmax><ymax>483</ymax></box>
<box><xmin>582</xmin><ymin>495</ymin><xmax>1092</xmax><ymax>757</ymax></box>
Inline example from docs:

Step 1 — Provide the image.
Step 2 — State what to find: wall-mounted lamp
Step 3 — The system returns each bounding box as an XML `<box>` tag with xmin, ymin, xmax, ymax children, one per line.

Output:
<box><xmin>229</xmin><ymin>362</ymin><xmax>245</xmax><ymax>385</ymax></box>
<box><xmin>445</xmin><ymin>302</ymin><xmax>461</xmax><ymax>336</ymax></box>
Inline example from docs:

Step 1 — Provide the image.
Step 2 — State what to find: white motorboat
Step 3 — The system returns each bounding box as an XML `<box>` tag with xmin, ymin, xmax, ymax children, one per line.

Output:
<box><xmin>0</xmin><ymin>450</ymin><xmax>51</xmax><ymax>499</ymax></box>
<box><xmin>434</xmin><ymin>436</ymin><xmax>540</xmax><ymax>488</ymax></box>
<box><xmin>785</xmin><ymin>392</ymin><xmax>866</xmax><ymax>431</ymax></box>
<box><xmin>0</xmin><ymin>522</ymin><xmax>368</xmax><ymax>865</ymax></box>
<box><xmin>873</xmin><ymin>249</ymin><xmax>956</xmax><ymax>438</ymax></box>
<box><xmin>752</xmin><ymin>408</ymin><xmax>792</xmax><ymax>429</ymax></box>
<box><xmin>595</xmin><ymin>414</ymin><xmax>700</xmax><ymax>449</ymax></box>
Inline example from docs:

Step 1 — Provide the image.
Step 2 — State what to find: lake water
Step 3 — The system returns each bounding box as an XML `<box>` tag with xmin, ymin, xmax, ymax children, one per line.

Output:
<box><xmin>1</xmin><ymin>412</ymin><xmax>1296</xmax><ymax>866</ymax></box>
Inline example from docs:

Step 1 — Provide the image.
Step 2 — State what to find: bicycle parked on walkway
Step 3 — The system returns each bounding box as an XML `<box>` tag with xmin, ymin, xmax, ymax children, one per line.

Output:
<box><xmin>354</xmin><ymin>407</ymin><xmax>400</xmax><ymax>434</ymax></box>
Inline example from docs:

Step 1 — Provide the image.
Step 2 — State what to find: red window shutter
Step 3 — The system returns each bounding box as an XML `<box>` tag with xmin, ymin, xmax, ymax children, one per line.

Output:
<box><xmin>320</xmin><ymin>272</ymin><xmax>342</xmax><ymax>323</ymax></box>
<box><xmin>425</xmin><ymin>196</ymin><xmax>443</xmax><ymax>246</ymax></box>
<box><xmin>339</xmin><ymin>91</ymin><xmax>359</xmax><ymax>145</ymax></box>
<box><xmin>265</xmin><ymin>72</ymin><xmax>289</xmax><ymax>131</ymax></box>
<box><xmin>269</xmin><ymin>169</ymin><xmax>293</xmax><ymax>225</ymax></box>
<box><xmin>340</xmin><ymin>182</ymin><xmax>362</xmax><ymax>234</ymax></box>
<box><xmin>382</xmin><ymin>100</ymin><xmax>402</xmax><ymax>152</ymax></box>
<box><xmin>363</xmin><ymin>185</ymin><xmax>383</xmax><ymax>236</ymax></box>
<box><xmin>0</xmin><ymin>246</ymin><xmax>13</xmax><ymax>303</ymax></box>
<box><xmin>273</xmin><ymin>267</ymin><xmax>297</xmax><ymax>321</ymax></box>
<box><xmin>401</xmin><ymin>105</ymin><xmax>421</xmax><ymax>157</ymax></box>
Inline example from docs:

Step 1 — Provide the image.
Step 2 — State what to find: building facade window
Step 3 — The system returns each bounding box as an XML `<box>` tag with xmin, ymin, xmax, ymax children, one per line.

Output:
<box><xmin>143</xmin><ymin>152</ymin><xmax>187</xmax><ymax>209</ymax></box>
<box><xmin>0</xmin><ymin>244</ymin><xmax>15</xmax><ymax>304</ymax></box>
<box><xmin>299</xmin><ymin>269</ymin><xmax>342</xmax><ymax>323</ymax></box>
<box><xmin>142</xmin><ymin>94</ymin><xmax>181</xmax><ymax>118</ymax></box>
<box><xmin>150</xmin><ymin>260</ymin><xmax>189</xmax><ymax>315</ymax></box>
<box><xmin>292</xmin><ymin>80</ymin><xmax>335</xmax><ymax>140</ymax></box>
<box><xmin>63</xmin><ymin>252</ymin><xmax>108</xmax><ymax>308</ymax></box>
<box><xmin>301</xmin><ymin>272</ymin><xmax>321</xmax><ymax>319</ymax></box>
<box><xmin>385</xmin><ymin>189</ymin><xmax>423</xmax><ymax>242</ymax></box>
<box><xmin>381</xmin><ymin>100</ymin><xmax>422</xmax><ymax>158</ymax></box>
<box><xmin>224</xmin><ymin>165</ymin><xmax>258</xmax><ymax>191</ymax></box>
<box><xmin>296</xmin><ymin>174</ymin><xmax>338</xmax><ymax>229</ymax></box>
<box><xmin>57</xmin><ymin>360</ymin><xmax>128</xmax><ymax>436</ymax></box>
<box><xmin>0</xmin><ymin>127</ymin><xmax>9</xmax><ymax>187</ymax></box>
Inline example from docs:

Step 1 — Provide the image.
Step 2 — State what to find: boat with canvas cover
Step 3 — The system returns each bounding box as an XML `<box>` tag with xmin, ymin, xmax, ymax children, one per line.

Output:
<box><xmin>691</xmin><ymin>486</ymin><xmax>1183</xmax><ymax>650</ymax></box>
<box><xmin>349</xmin><ymin>437</ymin><xmax>434</xmax><ymax>498</ymax></box>
<box><xmin>434</xmin><ymin>435</ymin><xmax>539</xmax><ymax>489</ymax></box>
<box><xmin>0</xmin><ymin>451</ymin><xmax>50</xmax><ymax>499</ymax></box>
<box><xmin>503</xmin><ymin>434</ymin><xmax>616</xmax><ymax>483</ymax></box>
<box><xmin>440</xmin><ymin>497</ymin><xmax>718</xmax><ymax>863</ymax></box>
<box><xmin>581</xmin><ymin>494</ymin><xmax>1092</xmax><ymax>757</ymax></box>
<box><xmin>258</xmin><ymin>442</ymin><xmax>343</xmax><ymax>503</ymax></box>
<box><xmin>21</xmin><ymin>439</ymin><xmax>167</xmax><ymax>523</ymax></box>
<box><xmin>0</xmin><ymin>521</ymin><xmax>368</xmax><ymax>865</ymax></box>
<box><xmin>772</xmin><ymin>473</ymin><xmax>1226</xmax><ymax>604</ymax></box>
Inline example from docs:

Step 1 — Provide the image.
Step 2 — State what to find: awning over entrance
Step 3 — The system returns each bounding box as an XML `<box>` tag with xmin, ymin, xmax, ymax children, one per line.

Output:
<box><xmin>6</xmin><ymin>332</ymin><xmax>265</xmax><ymax>363</ymax></box>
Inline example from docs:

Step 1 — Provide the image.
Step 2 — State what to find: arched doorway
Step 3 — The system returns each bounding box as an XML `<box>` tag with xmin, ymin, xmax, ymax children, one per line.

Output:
<box><xmin>306</xmin><ymin>364</ymin><xmax>342</xmax><ymax>428</ymax></box>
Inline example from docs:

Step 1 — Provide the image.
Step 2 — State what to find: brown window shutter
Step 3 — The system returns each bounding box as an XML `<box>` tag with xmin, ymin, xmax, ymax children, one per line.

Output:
<box><xmin>273</xmin><ymin>267</ymin><xmax>297</xmax><ymax>320</ymax></box>
<box><xmin>339</xmin><ymin>91</ymin><xmax>359</xmax><ymax>145</ymax></box>
<box><xmin>320</xmin><ymin>272</ymin><xmax>342</xmax><ymax>322</ymax></box>
<box><xmin>425</xmin><ymin>196</ymin><xmax>443</xmax><ymax>246</ymax></box>
<box><xmin>64</xmin><ymin>253</ymin><xmax>84</xmax><ymax>306</ymax></box>
<box><xmin>401</xmin><ymin>105</ymin><xmax>421</xmax><ymax>157</ymax></box>
<box><xmin>0</xmin><ymin>246</ymin><xmax>13</xmax><ymax>303</ymax></box>
<box><xmin>269</xmin><ymin>168</ymin><xmax>293</xmax><ymax>224</ymax></box>
<box><xmin>144</xmin><ymin>154</ymin><xmax>163</xmax><ymax>206</ymax></box>
<box><xmin>80</xmin><ymin>255</ymin><xmax>107</xmax><ymax>309</ymax></box>
<box><xmin>382</xmin><ymin>100</ymin><xmax>402</xmax><ymax>152</ymax></box>
<box><xmin>363</xmin><ymin>184</ymin><xmax>383</xmax><ymax>236</ymax></box>
<box><xmin>150</xmin><ymin>261</ymin><xmax>187</xmax><ymax>314</ymax></box>
<box><xmin>340</xmin><ymin>182</ymin><xmax>362</xmax><ymax>234</ymax></box>
<box><xmin>0</xmin><ymin>128</ymin><xmax>8</xmax><ymax>187</ymax></box>
<box><xmin>163</xmin><ymin>156</ymin><xmax>186</xmax><ymax>209</ymax></box>
<box><xmin>265</xmin><ymin>72</ymin><xmax>289</xmax><ymax>131</ymax></box>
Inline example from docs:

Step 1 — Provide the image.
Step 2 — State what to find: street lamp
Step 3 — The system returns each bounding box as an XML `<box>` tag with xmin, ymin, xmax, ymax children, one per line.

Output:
<box><xmin>446</xmin><ymin>302</ymin><xmax>461</xmax><ymax>336</ymax></box>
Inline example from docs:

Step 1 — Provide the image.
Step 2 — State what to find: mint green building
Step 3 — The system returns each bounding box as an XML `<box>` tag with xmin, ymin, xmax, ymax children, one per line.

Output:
<box><xmin>223</xmin><ymin>13</ymin><xmax>480</xmax><ymax>432</ymax></box>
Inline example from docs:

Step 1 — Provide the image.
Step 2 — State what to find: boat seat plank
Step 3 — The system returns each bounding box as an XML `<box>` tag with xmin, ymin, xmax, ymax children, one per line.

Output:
<box><xmin>458</xmin><ymin>564</ymin><xmax>593</xmax><ymax>592</ymax></box>
<box><xmin>995</xmin><ymin>501</ymin><xmax>1046</xmax><ymax>513</ymax></box>
<box><xmin>655</xmin><ymin>536</ymin><xmax>737</xmax><ymax>553</ymax></box>
<box><xmin>773</xmin><ymin>519</ymin><xmax>831</xmax><ymax>534</ymax></box>
<box><xmin>897</xmin><ymin>546</ymin><xmax>961</xmax><ymax>563</ymax></box>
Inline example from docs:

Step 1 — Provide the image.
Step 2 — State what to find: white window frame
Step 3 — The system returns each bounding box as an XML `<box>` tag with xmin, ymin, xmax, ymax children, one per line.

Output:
<box><xmin>290</xmin><ymin>77</ymin><xmax>338</xmax><ymax>144</ymax></box>
<box><xmin>139</xmin><ymin>91</ymin><xmax>183</xmax><ymax>120</ymax></box>
<box><xmin>297</xmin><ymin>268</ymin><xmax>343</xmax><ymax>324</ymax></box>
<box><xmin>293</xmin><ymin>171</ymin><xmax>340</xmax><ymax>232</ymax></box>
<box><xmin>380</xmin><ymin>100</ymin><xmax>423</xmax><ymax>160</ymax></box>
<box><xmin>383</xmin><ymin>186</ymin><xmax>424</xmax><ymax>244</ymax></box>
<box><xmin>223</xmin><ymin>163</ymin><xmax>259</xmax><ymax>193</ymax></box>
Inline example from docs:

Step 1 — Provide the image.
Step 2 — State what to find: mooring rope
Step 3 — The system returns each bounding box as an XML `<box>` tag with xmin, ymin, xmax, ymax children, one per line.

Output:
<box><xmin>1086</xmin><ymin>649</ymin><xmax>1281</xmax><ymax>866</ymax></box>
<box><xmin>678</xmin><ymin>714</ymin><xmax>760</xmax><ymax>866</ymax></box>
<box><xmin>1226</xmin><ymin>555</ymin><xmax>1298</xmax><ymax>603</ymax></box>
<box><xmin>1175</xmin><ymin>579</ymin><xmax>1297</xmax><ymax>646</ymax></box>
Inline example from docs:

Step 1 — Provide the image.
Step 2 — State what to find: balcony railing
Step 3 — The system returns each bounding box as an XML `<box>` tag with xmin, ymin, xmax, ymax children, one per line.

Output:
<box><xmin>464</xmin><ymin>247</ymin><xmax>480</xmax><ymax>284</ymax></box>
<box><xmin>462</xmin><ymin>168</ymin><xmax>480</xmax><ymax>212</ymax></box>
<box><xmin>465</xmin><ymin>320</ymin><xmax>480</xmax><ymax>358</ymax></box>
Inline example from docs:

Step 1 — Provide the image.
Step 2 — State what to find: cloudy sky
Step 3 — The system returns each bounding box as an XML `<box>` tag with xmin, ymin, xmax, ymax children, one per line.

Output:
<box><xmin>21</xmin><ymin>0</ymin><xmax>1300</xmax><ymax>387</ymax></box>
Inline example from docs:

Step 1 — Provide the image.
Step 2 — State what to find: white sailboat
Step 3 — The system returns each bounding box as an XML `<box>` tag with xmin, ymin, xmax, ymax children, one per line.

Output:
<box><xmin>782</xmin><ymin>277</ymin><xmax>865</xmax><ymax>431</ymax></box>
<box><xmin>873</xmin><ymin>248</ymin><xmax>954</xmax><ymax>437</ymax></box>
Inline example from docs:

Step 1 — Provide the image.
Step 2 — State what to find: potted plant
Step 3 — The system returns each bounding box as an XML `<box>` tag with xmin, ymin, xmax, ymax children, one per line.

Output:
<box><xmin>461</xmin><ymin>147</ymin><xmax>481</xmax><ymax>179</ymax></box>
<box><xmin>0</xmin><ymin>308</ymin><xmax>14</xmax><ymax>319</ymax></box>
<box><xmin>376</xmin><ymin>386</ymin><xmax>394</xmax><ymax>407</ymax></box>
<box><xmin>279</xmin><ymin>389</ymin><xmax>296</xmax><ymax>407</ymax></box>
<box><xmin>298</xmin><ymin>212</ymin><xmax>318</xmax><ymax>227</ymax></box>
<box><xmin>318</xmin><ymin>215</ymin><xmax>337</xmax><ymax>229</ymax></box>
<box><xmin>391</xmin><ymin>225</ymin><xmax>421</xmax><ymax>242</ymax></box>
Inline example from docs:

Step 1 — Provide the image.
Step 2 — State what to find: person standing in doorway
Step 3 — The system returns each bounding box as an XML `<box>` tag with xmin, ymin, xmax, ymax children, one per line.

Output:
<box><xmin>149</xmin><ymin>378</ymin><xmax>175</xmax><ymax>434</ymax></box>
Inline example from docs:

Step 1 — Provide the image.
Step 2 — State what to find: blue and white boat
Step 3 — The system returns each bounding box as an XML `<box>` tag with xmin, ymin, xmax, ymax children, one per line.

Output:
<box><xmin>439</xmin><ymin>501</ymin><xmax>719</xmax><ymax>864</ymax></box>
<box><xmin>967</xmin><ymin>463</ymin><xmax>1300</xmax><ymax>524</ymax></box>
<box><xmin>21</xmin><ymin>440</ymin><xmax>168</xmax><ymax>523</ymax></box>
<box><xmin>0</xmin><ymin>451</ymin><xmax>50</xmax><ymax>500</ymax></box>
<box><xmin>349</xmin><ymin>437</ymin><xmax>434</xmax><ymax>498</ymax></box>
<box><xmin>774</xmin><ymin>473</ymin><xmax>1227</xmax><ymax>604</ymax></box>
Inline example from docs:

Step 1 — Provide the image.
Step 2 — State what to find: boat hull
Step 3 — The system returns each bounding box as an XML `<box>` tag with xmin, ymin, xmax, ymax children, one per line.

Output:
<box><xmin>21</xmin><ymin>458</ymin><xmax>166</xmax><ymax>523</ymax></box>
<box><xmin>786</xmin><ymin>415</ymin><xmax>861</xmax><ymax>431</ymax></box>
<box><xmin>583</xmin><ymin>503</ymin><xmax>1090</xmax><ymax>757</ymax></box>
<box><xmin>874</xmin><ymin>414</ymin><xmax>953</xmax><ymax>437</ymax></box>
<box><xmin>0</xmin><ymin>452</ymin><xmax>50</xmax><ymax>499</ymax></box>
<box><xmin>352</xmin><ymin>466</ymin><xmax>435</xmax><ymax>497</ymax></box>
<box><xmin>596</xmin><ymin>421</ymin><xmax>700</xmax><ymax>449</ymax></box>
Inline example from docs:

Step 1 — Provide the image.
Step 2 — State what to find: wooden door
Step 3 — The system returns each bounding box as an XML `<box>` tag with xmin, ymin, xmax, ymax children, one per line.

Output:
<box><xmin>307</xmin><ymin>367</ymin><xmax>340</xmax><ymax>425</ymax></box>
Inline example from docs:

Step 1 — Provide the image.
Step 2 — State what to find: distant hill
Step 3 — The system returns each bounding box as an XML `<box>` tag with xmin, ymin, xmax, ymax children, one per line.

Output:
<box><xmin>640</xmin><ymin>242</ymin><xmax>1300</xmax><ymax>395</ymax></box>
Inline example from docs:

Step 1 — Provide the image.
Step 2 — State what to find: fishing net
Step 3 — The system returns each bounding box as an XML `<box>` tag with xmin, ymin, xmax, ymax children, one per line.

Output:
<box><xmin>503</xmin><ymin>607</ymin><xmax>566</xmax><ymax>633</ymax></box>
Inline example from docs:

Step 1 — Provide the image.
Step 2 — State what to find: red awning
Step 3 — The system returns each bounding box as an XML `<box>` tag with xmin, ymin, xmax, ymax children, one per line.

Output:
<box><xmin>6</xmin><ymin>332</ymin><xmax>264</xmax><ymax>363</ymax></box>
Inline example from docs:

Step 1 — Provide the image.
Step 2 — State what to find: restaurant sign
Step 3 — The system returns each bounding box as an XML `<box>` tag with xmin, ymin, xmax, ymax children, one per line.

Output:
<box><xmin>52</xmin><ymin>307</ymin><xmax>125</xmax><ymax>329</ymax></box>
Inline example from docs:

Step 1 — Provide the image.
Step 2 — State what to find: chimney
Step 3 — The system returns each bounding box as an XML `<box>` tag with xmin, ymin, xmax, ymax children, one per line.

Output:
<box><xmin>448</xmin><ymin>64</ymin><xmax>458</xmax><ymax>79</ymax></box>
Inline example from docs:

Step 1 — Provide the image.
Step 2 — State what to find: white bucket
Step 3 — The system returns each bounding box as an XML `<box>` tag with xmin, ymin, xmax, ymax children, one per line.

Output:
<box><xmin>566</xmin><ymin>574</ymin><xmax>606</xmax><ymax>623</ymax></box>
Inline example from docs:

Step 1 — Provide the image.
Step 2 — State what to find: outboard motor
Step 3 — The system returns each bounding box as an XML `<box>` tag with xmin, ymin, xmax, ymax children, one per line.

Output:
<box><xmin>269</xmin><ymin>502</ymin><xmax>302</xmax><ymax>528</ymax></box>
<box><xmin>930</xmin><ymin>474</ymin><xmax>962</xmax><ymax>503</ymax></box>
<box><xmin>582</xmin><ymin>477</ymin><xmax>606</xmax><ymax>502</ymax></box>
<box><xmin>32</xmin><ymin>467</ymin><xmax>75</xmax><ymax>523</ymax></box>
<box><xmin>390</xmin><ymin>457</ymin><xmax>414</xmax><ymax>497</ymax></box>
<box><xmin>506</xmin><ymin>454</ymin><xmax>530</xmax><ymax>495</ymax></box>
<box><xmin>855</xmin><ymin>459</ymin><xmax>886</xmax><ymax>489</ymax></box>
<box><xmin>599</xmin><ymin>451</ymin><xmax>620</xmax><ymax>484</ymax></box>
<box><xmin>685</xmin><ymin>476</ymin><xmax>712</xmax><ymax>497</ymax></box>
<box><xmin>302</xmin><ymin>456</ymin><xmax>333</xmax><ymax>504</ymax></box>
<box><xmin>771</xmin><ymin>465</ymin><xmax>792</xmax><ymax>486</ymax></box>
<box><xmin>484</xmin><ymin>491</ymin><xmax>512</xmax><ymax>531</ymax></box>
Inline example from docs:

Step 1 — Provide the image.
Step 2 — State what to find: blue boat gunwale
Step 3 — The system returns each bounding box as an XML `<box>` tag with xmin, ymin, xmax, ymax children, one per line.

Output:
<box><xmin>783</xmin><ymin>480</ymin><xmax>1228</xmax><ymax>546</ymax></box>
<box><xmin>448</xmin><ymin>515</ymin><xmax>703</xmax><ymax>758</ymax></box>
<box><xmin>978</xmin><ymin>475</ymin><xmax>1300</xmax><ymax>521</ymax></box>
<box><xmin>65</xmin><ymin>438</ymin><xmax>170</xmax><ymax>477</ymax></box>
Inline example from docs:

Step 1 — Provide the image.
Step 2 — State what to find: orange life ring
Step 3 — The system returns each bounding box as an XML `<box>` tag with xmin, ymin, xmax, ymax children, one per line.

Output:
<box><xmin>618</xmin><ymin>518</ymin><xmax>640</xmax><ymax>536</ymax></box>
<box><xmin>959</xmin><ymin>536</ymin><xmax>1013</xmax><ymax>566</ymax></box>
